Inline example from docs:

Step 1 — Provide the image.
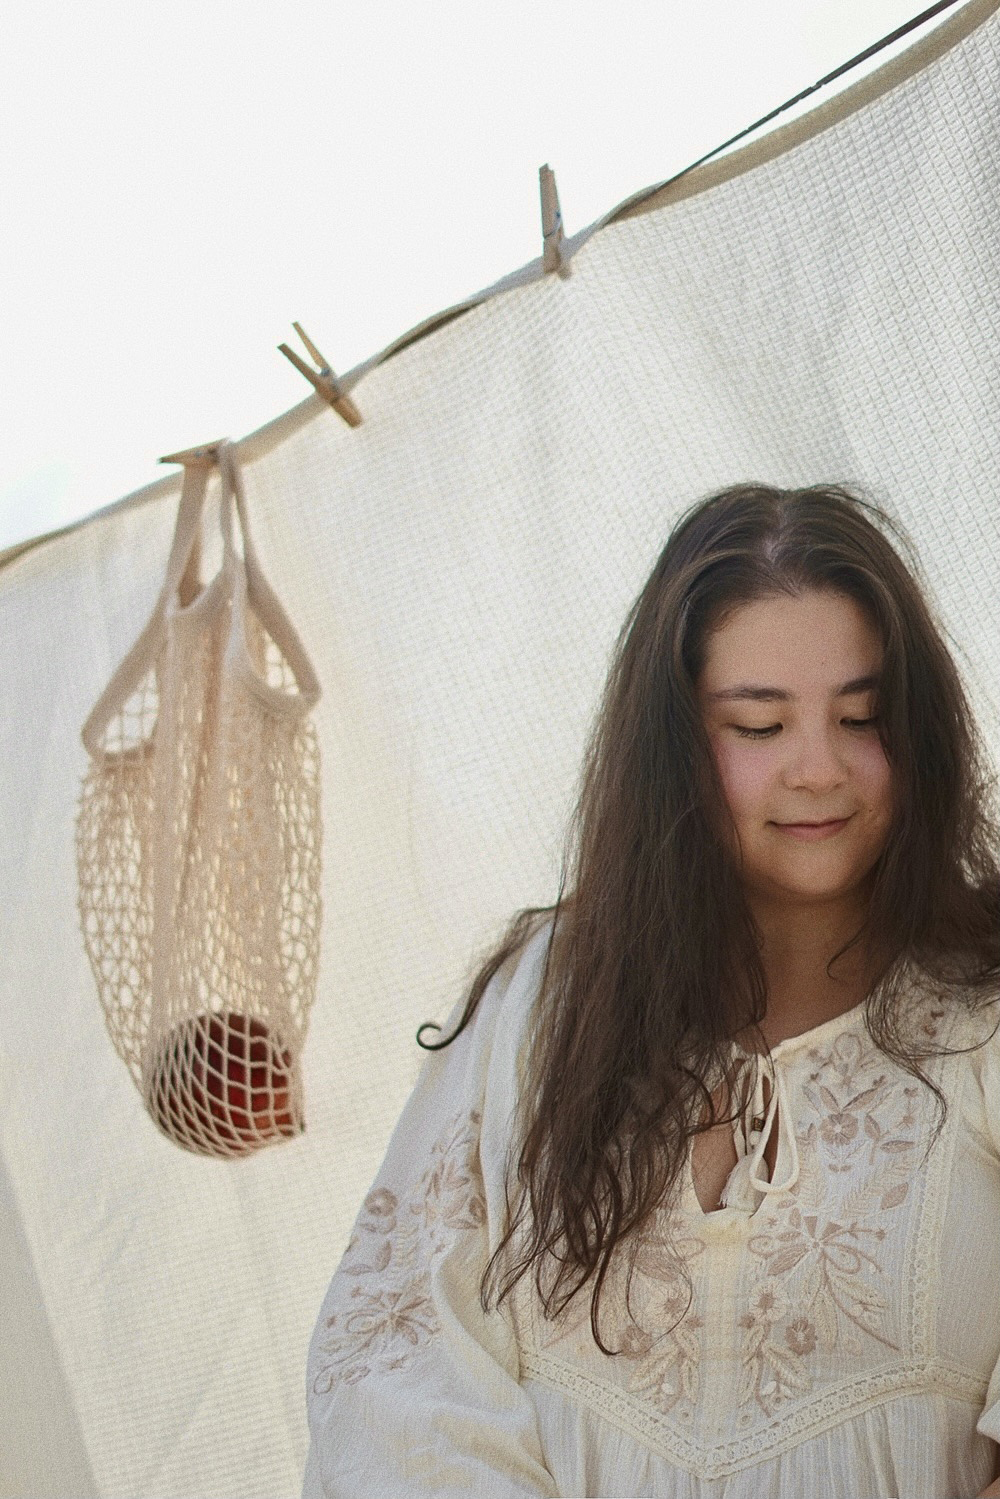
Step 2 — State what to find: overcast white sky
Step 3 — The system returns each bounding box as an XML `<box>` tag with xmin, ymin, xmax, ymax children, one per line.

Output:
<box><xmin>0</xmin><ymin>0</ymin><xmax>950</xmax><ymax>549</ymax></box>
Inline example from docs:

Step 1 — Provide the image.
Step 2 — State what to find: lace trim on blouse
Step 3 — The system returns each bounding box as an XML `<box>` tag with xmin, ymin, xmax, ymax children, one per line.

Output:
<box><xmin>520</xmin><ymin>1353</ymin><xmax>988</xmax><ymax>1479</ymax></box>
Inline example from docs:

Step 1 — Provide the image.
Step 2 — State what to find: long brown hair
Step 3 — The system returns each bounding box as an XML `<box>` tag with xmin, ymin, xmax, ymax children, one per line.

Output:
<box><xmin>419</xmin><ymin>482</ymin><xmax>1000</xmax><ymax>1347</ymax></box>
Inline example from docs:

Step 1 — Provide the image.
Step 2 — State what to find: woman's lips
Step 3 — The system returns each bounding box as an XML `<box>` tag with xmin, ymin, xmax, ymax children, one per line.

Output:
<box><xmin>772</xmin><ymin>817</ymin><xmax>851</xmax><ymax>841</ymax></box>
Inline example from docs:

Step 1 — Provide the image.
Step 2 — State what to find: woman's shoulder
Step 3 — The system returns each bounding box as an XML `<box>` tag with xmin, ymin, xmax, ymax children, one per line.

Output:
<box><xmin>430</xmin><ymin>908</ymin><xmax>557</xmax><ymax>1070</ymax></box>
<box><xmin>920</xmin><ymin>958</ymin><xmax>1000</xmax><ymax>1054</ymax></box>
<box><xmin>478</xmin><ymin>910</ymin><xmax>558</xmax><ymax>1039</ymax></box>
<box><xmin>918</xmin><ymin>965</ymin><xmax>1000</xmax><ymax>1153</ymax></box>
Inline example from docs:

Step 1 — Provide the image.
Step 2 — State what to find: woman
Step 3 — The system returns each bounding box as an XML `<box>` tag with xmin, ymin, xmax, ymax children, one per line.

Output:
<box><xmin>304</xmin><ymin>483</ymin><xmax>1000</xmax><ymax>1498</ymax></box>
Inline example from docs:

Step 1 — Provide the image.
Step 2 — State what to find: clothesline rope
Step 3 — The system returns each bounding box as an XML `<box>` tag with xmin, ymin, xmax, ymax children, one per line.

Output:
<box><xmin>672</xmin><ymin>0</ymin><xmax>965</xmax><ymax>186</ymax></box>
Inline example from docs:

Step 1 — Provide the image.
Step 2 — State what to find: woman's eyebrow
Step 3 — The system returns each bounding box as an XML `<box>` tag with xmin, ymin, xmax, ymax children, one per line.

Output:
<box><xmin>707</xmin><ymin>673</ymin><xmax>880</xmax><ymax>703</ymax></box>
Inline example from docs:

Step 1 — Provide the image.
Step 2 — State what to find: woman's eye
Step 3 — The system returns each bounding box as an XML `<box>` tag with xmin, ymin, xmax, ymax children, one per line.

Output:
<box><xmin>732</xmin><ymin>716</ymin><xmax>878</xmax><ymax>740</ymax></box>
<box><xmin>733</xmin><ymin>725</ymin><xmax>780</xmax><ymax>739</ymax></box>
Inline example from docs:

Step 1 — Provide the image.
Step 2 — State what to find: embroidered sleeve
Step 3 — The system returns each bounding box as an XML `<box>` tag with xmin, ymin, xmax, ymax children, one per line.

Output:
<box><xmin>972</xmin><ymin>1005</ymin><xmax>1000</xmax><ymax>1447</ymax></box>
<box><xmin>304</xmin><ymin>928</ymin><xmax>558</xmax><ymax>1498</ymax></box>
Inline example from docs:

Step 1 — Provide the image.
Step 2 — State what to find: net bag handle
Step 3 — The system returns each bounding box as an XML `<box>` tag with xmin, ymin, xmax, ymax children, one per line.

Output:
<box><xmin>81</xmin><ymin>461</ymin><xmax>213</xmax><ymax>757</ymax></box>
<box><xmin>216</xmin><ymin>442</ymin><xmax>321</xmax><ymax>717</ymax></box>
<box><xmin>81</xmin><ymin>446</ymin><xmax>321</xmax><ymax>756</ymax></box>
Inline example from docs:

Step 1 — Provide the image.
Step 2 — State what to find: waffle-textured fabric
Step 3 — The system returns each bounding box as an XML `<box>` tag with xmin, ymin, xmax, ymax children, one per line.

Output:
<box><xmin>305</xmin><ymin>922</ymin><xmax>1000</xmax><ymax>1498</ymax></box>
<box><xmin>1</xmin><ymin>2</ymin><xmax>1000</xmax><ymax>1494</ymax></box>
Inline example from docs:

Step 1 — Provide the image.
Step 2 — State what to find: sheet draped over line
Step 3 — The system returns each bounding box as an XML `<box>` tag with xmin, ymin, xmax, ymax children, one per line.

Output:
<box><xmin>1</xmin><ymin>2</ymin><xmax>999</xmax><ymax>1494</ymax></box>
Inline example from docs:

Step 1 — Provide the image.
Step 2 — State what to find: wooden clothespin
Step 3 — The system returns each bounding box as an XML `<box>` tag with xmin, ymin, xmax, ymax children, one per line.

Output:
<box><xmin>158</xmin><ymin>438</ymin><xmax>228</xmax><ymax>467</ymax></box>
<box><xmin>540</xmin><ymin>164</ymin><xmax>571</xmax><ymax>278</ymax></box>
<box><xmin>278</xmin><ymin>323</ymin><xmax>362</xmax><ymax>427</ymax></box>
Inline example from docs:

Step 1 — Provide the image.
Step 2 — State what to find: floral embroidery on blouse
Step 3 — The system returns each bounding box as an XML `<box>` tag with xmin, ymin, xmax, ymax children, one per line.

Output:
<box><xmin>621</xmin><ymin>1230</ymin><xmax>707</xmax><ymax>1415</ymax></box>
<box><xmin>530</xmin><ymin>1214</ymin><xmax>707</xmax><ymax>1422</ymax></box>
<box><xmin>736</xmin><ymin>1023</ymin><xmax>935</xmax><ymax>1419</ymax></box>
<box><xmin>311</xmin><ymin>1111</ymin><xmax>486</xmax><ymax>1394</ymax></box>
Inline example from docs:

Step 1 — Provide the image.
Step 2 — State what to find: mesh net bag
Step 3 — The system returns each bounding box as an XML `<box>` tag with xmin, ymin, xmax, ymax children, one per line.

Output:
<box><xmin>76</xmin><ymin>442</ymin><xmax>322</xmax><ymax>1157</ymax></box>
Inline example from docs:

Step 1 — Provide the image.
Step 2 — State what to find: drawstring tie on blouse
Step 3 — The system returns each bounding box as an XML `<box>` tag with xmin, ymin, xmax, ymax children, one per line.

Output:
<box><xmin>720</xmin><ymin>1052</ymin><xmax>800</xmax><ymax>1211</ymax></box>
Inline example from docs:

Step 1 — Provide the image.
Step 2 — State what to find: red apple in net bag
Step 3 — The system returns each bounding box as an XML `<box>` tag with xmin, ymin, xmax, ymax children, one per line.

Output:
<box><xmin>147</xmin><ymin>1011</ymin><xmax>301</xmax><ymax>1155</ymax></box>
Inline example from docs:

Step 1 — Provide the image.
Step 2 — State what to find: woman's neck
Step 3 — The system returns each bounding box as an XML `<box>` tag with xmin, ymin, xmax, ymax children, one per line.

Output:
<box><xmin>745</xmin><ymin>894</ymin><xmax>877</xmax><ymax>1049</ymax></box>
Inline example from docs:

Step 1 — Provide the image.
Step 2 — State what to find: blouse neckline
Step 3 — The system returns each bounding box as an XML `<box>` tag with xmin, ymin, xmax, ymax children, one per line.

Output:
<box><xmin>730</xmin><ymin>996</ymin><xmax>870</xmax><ymax>1064</ymax></box>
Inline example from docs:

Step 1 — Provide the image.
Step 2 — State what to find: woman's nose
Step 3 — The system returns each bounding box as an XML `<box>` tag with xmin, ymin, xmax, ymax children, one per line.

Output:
<box><xmin>782</xmin><ymin>731</ymin><xmax>848</xmax><ymax>789</ymax></box>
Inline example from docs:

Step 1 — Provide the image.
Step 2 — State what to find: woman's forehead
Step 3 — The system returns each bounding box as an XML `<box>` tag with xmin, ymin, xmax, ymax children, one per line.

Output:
<box><xmin>699</xmin><ymin>591</ymin><xmax>883</xmax><ymax>692</ymax></box>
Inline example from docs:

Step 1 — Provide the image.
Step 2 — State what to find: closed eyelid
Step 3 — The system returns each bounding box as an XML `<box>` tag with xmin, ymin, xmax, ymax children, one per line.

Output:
<box><xmin>728</xmin><ymin>715</ymin><xmax>879</xmax><ymax>739</ymax></box>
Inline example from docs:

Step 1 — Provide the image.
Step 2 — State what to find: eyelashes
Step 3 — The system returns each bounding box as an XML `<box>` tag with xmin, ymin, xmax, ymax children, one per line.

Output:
<box><xmin>732</xmin><ymin>717</ymin><xmax>879</xmax><ymax>740</ymax></box>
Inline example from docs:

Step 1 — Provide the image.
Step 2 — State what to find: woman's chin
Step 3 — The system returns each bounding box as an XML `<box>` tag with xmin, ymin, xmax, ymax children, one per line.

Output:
<box><xmin>747</xmin><ymin>862</ymin><xmax>871</xmax><ymax>907</ymax></box>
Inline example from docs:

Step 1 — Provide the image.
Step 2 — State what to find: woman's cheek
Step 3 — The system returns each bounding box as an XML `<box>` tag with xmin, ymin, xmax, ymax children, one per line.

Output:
<box><xmin>712</xmin><ymin>738</ymin><xmax>773</xmax><ymax>816</ymax></box>
<box><xmin>854</xmin><ymin>737</ymin><xmax>894</xmax><ymax>805</ymax></box>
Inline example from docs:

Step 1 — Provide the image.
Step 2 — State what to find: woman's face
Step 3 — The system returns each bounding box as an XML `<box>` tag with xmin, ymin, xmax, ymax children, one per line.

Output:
<box><xmin>697</xmin><ymin>588</ymin><xmax>894</xmax><ymax>912</ymax></box>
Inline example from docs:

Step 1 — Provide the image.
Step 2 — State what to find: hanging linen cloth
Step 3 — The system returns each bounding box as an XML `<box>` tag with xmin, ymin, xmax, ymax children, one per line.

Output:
<box><xmin>76</xmin><ymin>441</ymin><xmax>322</xmax><ymax>1157</ymax></box>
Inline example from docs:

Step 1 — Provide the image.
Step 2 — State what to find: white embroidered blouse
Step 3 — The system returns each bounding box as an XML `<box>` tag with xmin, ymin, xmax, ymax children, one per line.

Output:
<box><xmin>304</xmin><ymin>922</ymin><xmax>1000</xmax><ymax>1498</ymax></box>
